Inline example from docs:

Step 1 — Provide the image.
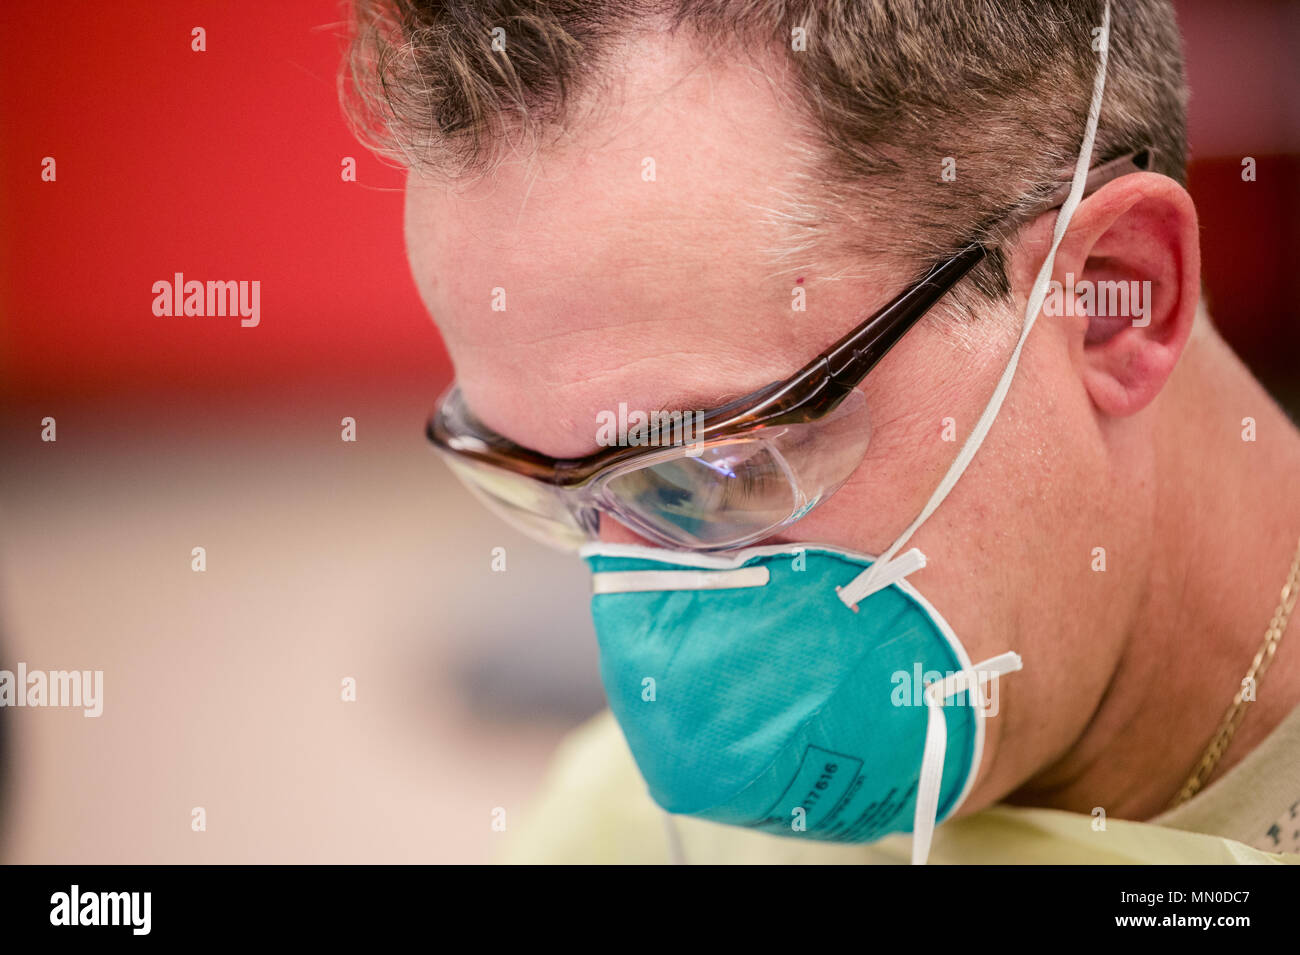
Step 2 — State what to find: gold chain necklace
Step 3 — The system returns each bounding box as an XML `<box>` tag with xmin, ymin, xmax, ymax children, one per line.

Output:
<box><xmin>1167</xmin><ymin>532</ymin><xmax>1300</xmax><ymax>809</ymax></box>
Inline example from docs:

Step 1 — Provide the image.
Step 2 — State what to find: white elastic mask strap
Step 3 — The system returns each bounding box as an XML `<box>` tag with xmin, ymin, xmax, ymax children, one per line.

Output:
<box><xmin>663</xmin><ymin>812</ymin><xmax>688</xmax><ymax>865</ymax></box>
<box><xmin>839</xmin><ymin>0</ymin><xmax>1112</xmax><ymax>609</ymax></box>
<box><xmin>911</xmin><ymin>651</ymin><xmax>1023</xmax><ymax>866</ymax></box>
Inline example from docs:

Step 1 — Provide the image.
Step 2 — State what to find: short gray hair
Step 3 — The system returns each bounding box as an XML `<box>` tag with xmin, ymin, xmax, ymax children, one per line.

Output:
<box><xmin>344</xmin><ymin>0</ymin><xmax>1187</xmax><ymax>312</ymax></box>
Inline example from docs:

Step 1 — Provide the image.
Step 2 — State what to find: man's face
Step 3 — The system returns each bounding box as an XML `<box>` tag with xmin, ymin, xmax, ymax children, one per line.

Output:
<box><xmin>402</xmin><ymin>34</ymin><xmax>1137</xmax><ymax>805</ymax></box>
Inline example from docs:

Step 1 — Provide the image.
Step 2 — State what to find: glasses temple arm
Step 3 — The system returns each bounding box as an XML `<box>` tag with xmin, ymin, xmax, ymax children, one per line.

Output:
<box><xmin>812</xmin><ymin>149</ymin><xmax>1153</xmax><ymax>392</ymax></box>
<box><xmin>819</xmin><ymin>245</ymin><xmax>987</xmax><ymax>387</ymax></box>
<box><xmin>1030</xmin><ymin>148</ymin><xmax>1151</xmax><ymax>219</ymax></box>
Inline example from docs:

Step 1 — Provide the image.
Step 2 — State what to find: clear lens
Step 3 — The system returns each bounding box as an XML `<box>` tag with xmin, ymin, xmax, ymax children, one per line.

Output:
<box><xmin>602</xmin><ymin>440</ymin><xmax>799</xmax><ymax>548</ymax></box>
<box><xmin>603</xmin><ymin>390</ymin><xmax>871</xmax><ymax>550</ymax></box>
<box><xmin>434</xmin><ymin>386</ymin><xmax>871</xmax><ymax>553</ymax></box>
<box><xmin>441</xmin><ymin>453</ymin><xmax>590</xmax><ymax>551</ymax></box>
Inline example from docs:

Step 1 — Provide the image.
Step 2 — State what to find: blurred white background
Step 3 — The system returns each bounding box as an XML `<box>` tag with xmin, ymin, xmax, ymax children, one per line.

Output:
<box><xmin>0</xmin><ymin>397</ymin><xmax>606</xmax><ymax>862</ymax></box>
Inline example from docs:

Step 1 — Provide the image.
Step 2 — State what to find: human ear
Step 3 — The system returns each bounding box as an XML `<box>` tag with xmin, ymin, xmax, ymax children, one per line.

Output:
<box><xmin>1018</xmin><ymin>172</ymin><xmax>1201</xmax><ymax>417</ymax></box>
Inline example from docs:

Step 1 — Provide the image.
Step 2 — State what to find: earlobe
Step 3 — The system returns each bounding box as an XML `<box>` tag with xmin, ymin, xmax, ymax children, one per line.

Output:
<box><xmin>1040</xmin><ymin>172</ymin><xmax>1201</xmax><ymax>418</ymax></box>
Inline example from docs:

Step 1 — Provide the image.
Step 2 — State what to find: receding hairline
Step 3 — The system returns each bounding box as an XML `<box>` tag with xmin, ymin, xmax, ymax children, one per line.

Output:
<box><xmin>346</xmin><ymin>0</ymin><xmax>1188</xmax><ymax>315</ymax></box>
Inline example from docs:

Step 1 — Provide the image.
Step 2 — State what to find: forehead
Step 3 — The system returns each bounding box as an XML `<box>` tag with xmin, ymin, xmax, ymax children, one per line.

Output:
<box><xmin>403</xmin><ymin>35</ymin><xmax>891</xmax><ymax>457</ymax></box>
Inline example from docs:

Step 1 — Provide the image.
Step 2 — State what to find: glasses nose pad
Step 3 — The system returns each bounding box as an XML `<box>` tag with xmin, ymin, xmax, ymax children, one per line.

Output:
<box><xmin>576</xmin><ymin>506</ymin><xmax>602</xmax><ymax>539</ymax></box>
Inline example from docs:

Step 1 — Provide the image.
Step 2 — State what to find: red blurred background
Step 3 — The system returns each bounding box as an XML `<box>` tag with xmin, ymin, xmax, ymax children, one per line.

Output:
<box><xmin>0</xmin><ymin>0</ymin><xmax>445</xmax><ymax>413</ymax></box>
<box><xmin>0</xmin><ymin>0</ymin><xmax>1297</xmax><ymax>412</ymax></box>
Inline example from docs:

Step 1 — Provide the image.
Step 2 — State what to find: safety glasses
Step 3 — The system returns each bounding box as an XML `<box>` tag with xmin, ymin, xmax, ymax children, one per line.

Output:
<box><xmin>428</xmin><ymin>150</ymin><xmax>1151</xmax><ymax>552</ymax></box>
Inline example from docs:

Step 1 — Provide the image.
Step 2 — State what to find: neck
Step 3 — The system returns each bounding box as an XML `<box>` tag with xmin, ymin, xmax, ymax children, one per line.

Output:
<box><xmin>1014</xmin><ymin>312</ymin><xmax>1300</xmax><ymax>820</ymax></box>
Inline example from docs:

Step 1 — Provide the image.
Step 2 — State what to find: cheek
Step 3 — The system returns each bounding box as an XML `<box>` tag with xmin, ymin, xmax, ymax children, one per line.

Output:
<box><xmin>910</xmin><ymin>353</ymin><xmax>1112</xmax><ymax>660</ymax></box>
<box><xmin>783</xmin><ymin>324</ymin><xmax>1104</xmax><ymax>640</ymax></box>
<box><xmin>787</xmin><ymin>324</ymin><xmax>1013</xmax><ymax>554</ymax></box>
